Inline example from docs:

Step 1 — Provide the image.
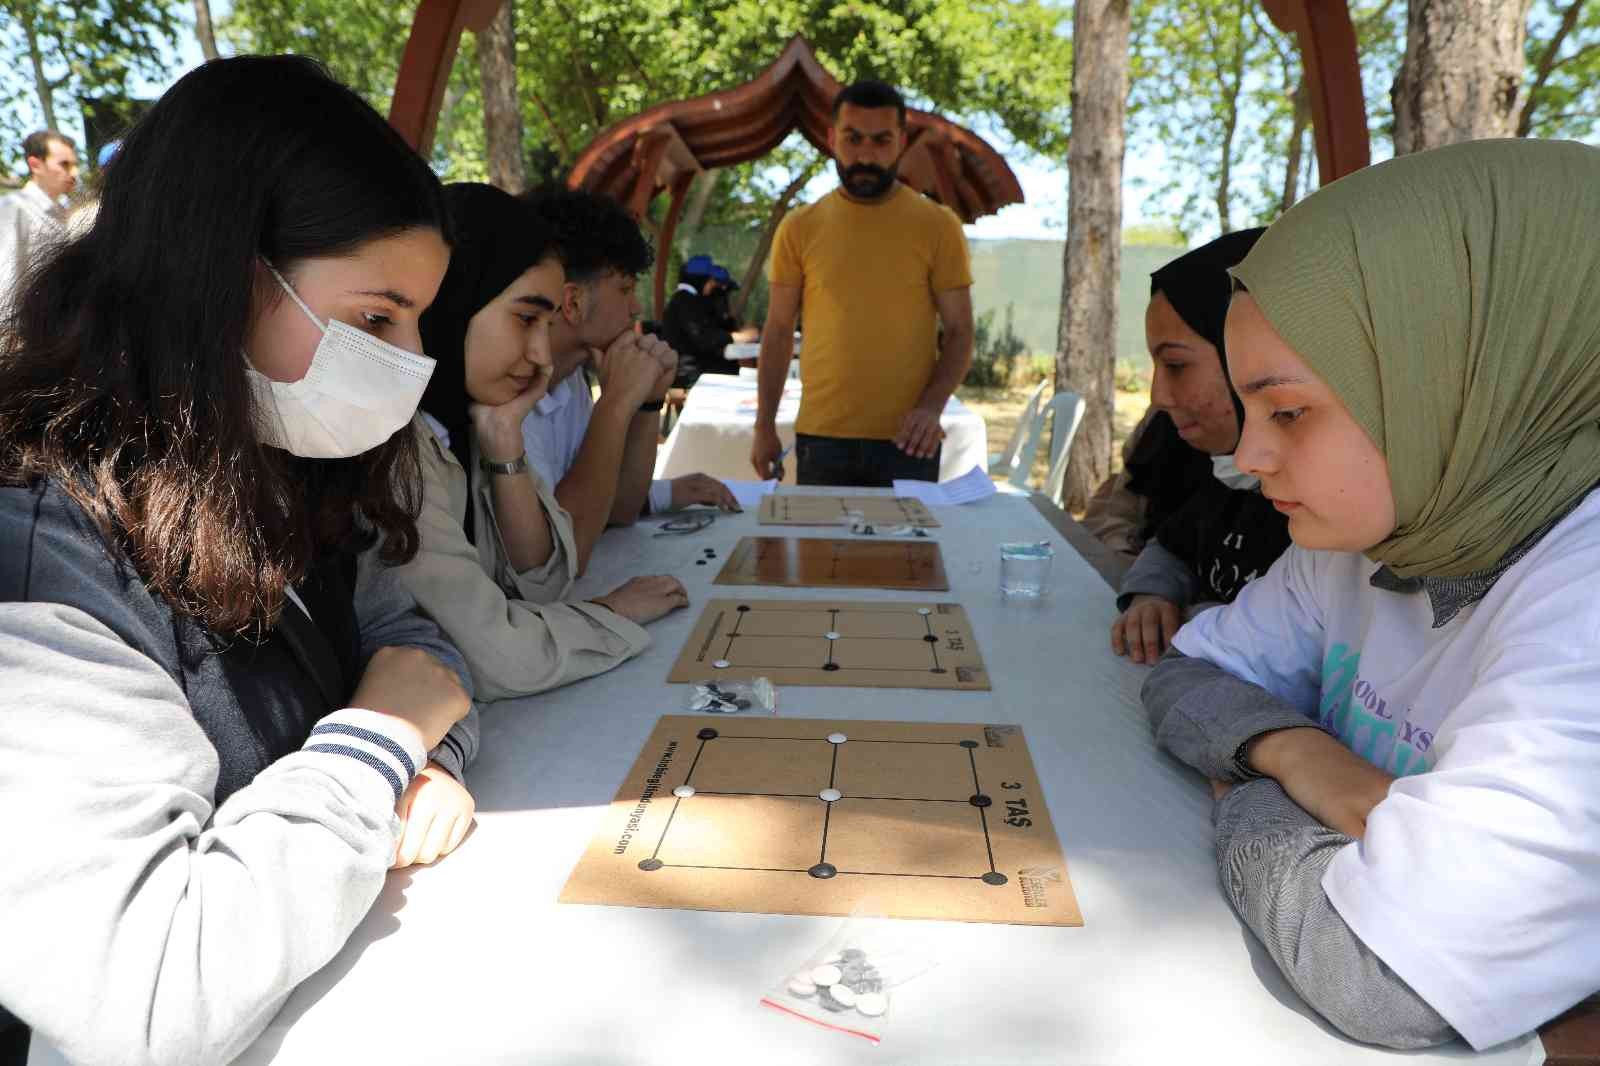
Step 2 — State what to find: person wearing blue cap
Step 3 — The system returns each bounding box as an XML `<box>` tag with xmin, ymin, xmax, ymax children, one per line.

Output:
<box><xmin>659</xmin><ymin>253</ymin><xmax>758</xmax><ymax>388</ymax></box>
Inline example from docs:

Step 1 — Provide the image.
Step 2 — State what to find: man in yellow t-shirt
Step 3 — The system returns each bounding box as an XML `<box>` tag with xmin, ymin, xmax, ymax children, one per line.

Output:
<box><xmin>750</xmin><ymin>80</ymin><xmax>975</xmax><ymax>487</ymax></box>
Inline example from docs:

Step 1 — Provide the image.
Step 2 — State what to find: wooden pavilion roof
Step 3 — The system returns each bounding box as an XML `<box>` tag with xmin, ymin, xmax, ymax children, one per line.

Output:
<box><xmin>567</xmin><ymin>35</ymin><xmax>1026</xmax><ymax>225</ymax></box>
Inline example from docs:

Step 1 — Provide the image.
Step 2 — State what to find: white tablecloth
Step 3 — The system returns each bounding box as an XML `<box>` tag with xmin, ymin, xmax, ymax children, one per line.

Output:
<box><xmin>207</xmin><ymin>490</ymin><xmax>1539</xmax><ymax>1066</ymax></box>
<box><xmin>655</xmin><ymin>373</ymin><xmax>988</xmax><ymax>486</ymax></box>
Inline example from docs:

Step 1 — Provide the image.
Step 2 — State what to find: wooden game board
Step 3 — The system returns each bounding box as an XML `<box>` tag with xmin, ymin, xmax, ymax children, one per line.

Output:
<box><xmin>714</xmin><ymin>537</ymin><xmax>950</xmax><ymax>591</ymax></box>
<box><xmin>559</xmin><ymin>715</ymin><xmax>1082</xmax><ymax>926</ymax></box>
<box><xmin>668</xmin><ymin>598</ymin><xmax>990</xmax><ymax>691</ymax></box>
<box><xmin>758</xmin><ymin>494</ymin><xmax>940</xmax><ymax>529</ymax></box>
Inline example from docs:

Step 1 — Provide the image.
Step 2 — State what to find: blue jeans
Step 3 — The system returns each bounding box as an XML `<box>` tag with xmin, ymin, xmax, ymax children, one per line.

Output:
<box><xmin>795</xmin><ymin>433</ymin><xmax>940</xmax><ymax>488</ymax></box>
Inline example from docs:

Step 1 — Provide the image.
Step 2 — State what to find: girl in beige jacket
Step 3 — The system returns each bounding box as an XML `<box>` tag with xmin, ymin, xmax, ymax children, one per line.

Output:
<box><xmin>396</xmin><ymin>183</ymin><xmax>688</xmax><ymax>705</ymax></box>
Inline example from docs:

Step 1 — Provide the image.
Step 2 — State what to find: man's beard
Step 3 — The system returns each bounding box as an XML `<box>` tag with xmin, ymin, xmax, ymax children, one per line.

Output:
<box><xmin>836</xmin><ymin>160</ymin><xmax>898</xmax><ymax>199</ymax></box>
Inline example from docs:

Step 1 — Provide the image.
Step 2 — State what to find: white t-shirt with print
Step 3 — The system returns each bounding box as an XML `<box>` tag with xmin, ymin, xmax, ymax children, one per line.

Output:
<box><xmin>1173</xmin><ymin>491</ymin><xmax>1600</xmax><ymax>1051</ymax></box>
<box><xmin>520</xmin><ymin>372</ymin><xmax>672</xmax><ymax>514</ymax></box>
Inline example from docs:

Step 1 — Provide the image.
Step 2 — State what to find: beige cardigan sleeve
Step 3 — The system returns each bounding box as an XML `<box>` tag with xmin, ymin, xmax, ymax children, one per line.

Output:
<box><xmin>393</xmin><ymin>418</ymin><xmax>650</xmax><ymax>703</ymax></box>
<box><xmin>1080</xmin><ymin>406</ymin><xmax>1156</xmax><ymax>560</ymax></box>
<box><xmin>474</xmin><ymin>452</ymin><xmax>580</xmax><ymax>606</ymax></box>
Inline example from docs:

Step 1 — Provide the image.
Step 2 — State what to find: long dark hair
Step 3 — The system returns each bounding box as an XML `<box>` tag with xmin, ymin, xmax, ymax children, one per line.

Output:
<box><xmin>0</xmin><ymin>55</ymin><xmax>451</xmax><ymax>636</ymax></box>
<box><xmin>420</xmin><ymin>183</ymin><xmax>563</xmax><ymax>517</ymax></box>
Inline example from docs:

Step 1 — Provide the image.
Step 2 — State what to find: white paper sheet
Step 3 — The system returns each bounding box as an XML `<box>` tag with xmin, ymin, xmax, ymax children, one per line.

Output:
<box><xmin>722</xmin><ymin>478</ymin><xmax>778</xmax><ymax>509</ymax></box>
<box><xmin>892</xmin><ymin>465</ymin><xmax>998</xmax><ymax>507</ymax></box>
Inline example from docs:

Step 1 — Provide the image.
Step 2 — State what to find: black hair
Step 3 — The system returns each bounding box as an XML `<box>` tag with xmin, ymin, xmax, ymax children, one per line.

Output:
<box><xmin>1126</xmin><ymin>229</ymin><xmax>1265</xmax><ymax>537</ymax></box>
<box><xmin>832</xmin><ymin>80</ymin><xmax>907</xmax><ymax>126</ymax></box>
<box><xmin>22</xmin><ymin>129</ymin><xmax>73</xmax><ymax>162</ymax></box>
<box><xmin>523</xmin><ymin>184</ymin><xmax>654</xmax><ymax>283</ymax></box>
<box><xmin>421</xmin><ymin>182</ymin><xmax>563</xmax><ymax>532</ymax></box>
<box><xmin>0</xmin><ymin>55</ymin><xmax>451</xmax><ymax>635</ymax></box>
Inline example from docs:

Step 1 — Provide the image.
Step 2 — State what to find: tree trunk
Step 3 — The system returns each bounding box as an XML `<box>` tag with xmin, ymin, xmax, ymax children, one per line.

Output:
<box><xmin>1281</xmin><ymin>73</ymin><xmax>1310</xmax><ymax>213</ymax></box>
<box><xmin>192</xmin><ymin>0</ymin><xmax>220</xmax><ymax>61</ymax></box>
<box><xmin>477</xmin><ymin>0</ymin><xmax>527</xmax><ymax>194</ymax></box>
<box><xmin>679</xmin><ymin>169</ymin><xmax>719</xmax><ymax>244</ymax></box>
<box><xmin>22</xmin><ymin>10</ymin><xmax>57</xmax><ymax>132</ymax></box>
<box><xmin>1055</xmin><ymin>0</ymin><xmax>1131</xmax><ymax>513</ymax></box>
<box><xmin>1215</xmin><ymin>107</ymin><xmax>1237</xmax><ymax>234</ymax></box>
<box><xmin>1517</xmin><ymin>0</ymin><xmax>1585</xmax><ymax>137</ymax></box>
<box><xmin>733</xmin><ymin>160</ymin><xmax>821</xmax><ymax>318</ymax></box>
<box><xmin>528</xmin><ymin>90</ymin><xmax>573</xmax><ymax>161</ymax></box>
<box><xmin>1212</xmin><ymin>1</ymin><xmax>1247</xmax><ymax>234</ymax></box>
<box><xmin>1392</xmin><ymin>0</ymin><xmax>1527</xmax><ymax>154</ymax></box>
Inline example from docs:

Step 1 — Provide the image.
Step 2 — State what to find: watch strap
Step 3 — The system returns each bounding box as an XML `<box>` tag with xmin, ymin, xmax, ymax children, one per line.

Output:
<box><xmin>480</xmin><ymin>453</ymin><xmax>529</xmax><ymax>477</ymax></box>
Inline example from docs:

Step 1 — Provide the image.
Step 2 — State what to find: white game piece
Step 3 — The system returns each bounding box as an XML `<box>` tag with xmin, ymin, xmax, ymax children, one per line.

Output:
<box><xmin>787</xmin><ymin>975</ymin><xmax>817</xmax><ymax>998</ymax></box>
<box><xmin>810</xmin><ymin>964</ymin><xmax>841</xmax><ymax>987</ymax></box>
<box><xmin>673</xmin><ymin>785</ymin><xmax>695</xmax><ymax>798</ymax></box>
<box><xmin>712</xmin><ymin>659</ymin><xmax>730</xmax><ymax>669</ymax></box>
<box><xmin>819</xmin><ymin>788</ymin><xmax>842</xmax><ymax>802</ymax></box>
<box><xmin>827</xmin><ymin>732</ymin><xmax>847</xmax><ymax>744</ymax></box>
<box><xmin>856</xmin><ymin>992</ymin><xmax>888</xmax><ymax>1017</ymax></box>
<box><xmin>828</xmin><ymin>984</ymin><xmax>859</xmax><ymax>1007</ymax></box>
<box><xmin>824</xmin><ymin>631</ymin><xmax>840</xmax><ymax>640</ymax></box>
<box><xmin>916</xmin><ymin>607</ymin><xmax>932</xmax><ymax>615</ymax></box>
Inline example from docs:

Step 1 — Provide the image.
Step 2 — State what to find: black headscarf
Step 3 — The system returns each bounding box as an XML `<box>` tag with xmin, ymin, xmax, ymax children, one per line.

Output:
<box><xmin>418</xmin><ymin>182</ymin><xmax>562</xmax><ymax>540</ymax></box>
<box><xmin>1124</xmin><ymin>228</ymin><xmax>1266</xmax><ymax>541</ymax></box>
<box><xmin>1148</xmin><ymin>227</ymin><xmax>1264</xmax><ymax>426</ymax></box>
<box><xmin>1136</xmin><ymin>228</ymin><xmax>1290</xmax><ymax>603</ymax></box>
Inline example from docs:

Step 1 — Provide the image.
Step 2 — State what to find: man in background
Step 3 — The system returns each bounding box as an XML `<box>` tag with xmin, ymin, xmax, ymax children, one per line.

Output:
<box><xmin>750</xmin><ymin>80</ymin><xmax>974</xmax><ymax>487</ymax></box>
<box><xmin>0</xmin><ymin>130</ymin><xmax>79</xmax><ymax>309</ymax></box>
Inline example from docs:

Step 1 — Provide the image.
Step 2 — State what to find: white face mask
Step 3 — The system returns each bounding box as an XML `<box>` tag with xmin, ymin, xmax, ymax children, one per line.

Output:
<box><xmin>1211</xmin><ymin>452</ymin><xmax>1261</xmax><ymax>491</ymax></box>
<box><xmin>244</xmin><ymin>262</ymin><xmax>435</xmax><ymax>458</ymax></box>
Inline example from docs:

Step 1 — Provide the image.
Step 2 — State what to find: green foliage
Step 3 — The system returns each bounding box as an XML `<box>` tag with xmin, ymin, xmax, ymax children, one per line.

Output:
<box><xmin>965</xmin><ymin>302</ymin><xmax>1028</xmax><ymax>388</ymax></box>
<box><xmin>1123</xmin><ymin>221</ymin><xmax>1187</xmax><ymax>245</ymax></box>
<box><xmin>1521</xmin><ymin>0</ymin><xmax>1600</xmax><ymax>141</ymax></box>
<box><xmin>1126</xmin><ymin>0</ymin><xmax>1402</xmax><ymax>239</ymax></box>
<box><xmin>1115</xmin><ymin>357</ymin><xmax>1150</xmax><ymax>393</ymax></box>
<box><xmin>221</xmin><ymin>0</ymin><xmax>411</xmax><ymax>106</ymax></box>
<box><xmin>0</xmin><ymin>0</ymin><xmax>182</xmax><ymax>176</ymax></box>
<box><xmin>222</xmin><ymin>0</ymin><xmax>1072</xmax><ymax>282</ymax></box>
<box><xmin>1024</xmin><ymin>352</ymin><xmax>1055</xmax><ymax>384</ymax></box>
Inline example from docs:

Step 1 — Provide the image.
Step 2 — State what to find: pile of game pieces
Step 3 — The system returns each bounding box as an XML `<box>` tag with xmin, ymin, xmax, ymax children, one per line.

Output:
<box><xmin>847</xmin><ymin>518</ymin><xmax>927</xmax><ymax>538</ymax></box>
<box><xmin>785</xmin><ymin>948</ymin><xmax>888</xmax><ymax>1018</ymax></box>
<box><xmin>685</xmin><ymin>677</ymin><xmax>775</xmax><ymax>714</ymax></box>
<box><xmin>695</xmin><ymin>546</ymin><xmax>718</xmax><ymax>566</ymax></box>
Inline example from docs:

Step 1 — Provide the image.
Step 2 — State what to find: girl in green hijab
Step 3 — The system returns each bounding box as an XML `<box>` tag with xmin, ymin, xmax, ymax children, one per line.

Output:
<box><xmin>1143</xmin><ymin>138</ymin><xmax>1600</xmax><ymax>1052</ymax></box>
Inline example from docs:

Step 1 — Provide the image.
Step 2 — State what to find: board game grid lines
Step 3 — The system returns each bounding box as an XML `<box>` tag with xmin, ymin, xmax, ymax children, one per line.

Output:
<box><xmin>758</xmin><ymin>494</ymin><xmax>940</xmax><ymax>529</ymax></box>
<box><xmin>558</xmin><ymin>716</ymin><xmax>1082</xmax><ymax>926</ymax></box>
<box><xmin>668</xmin><ymin>599</ymin><xmax>990</xmax><ymax>690</ymax></box>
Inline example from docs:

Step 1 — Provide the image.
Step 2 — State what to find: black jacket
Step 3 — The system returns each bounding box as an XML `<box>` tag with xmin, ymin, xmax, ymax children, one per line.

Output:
<box><xmin>660</xmin><ymin>287</ymin><xmax>737</xmax><ymax>386</ymax></box>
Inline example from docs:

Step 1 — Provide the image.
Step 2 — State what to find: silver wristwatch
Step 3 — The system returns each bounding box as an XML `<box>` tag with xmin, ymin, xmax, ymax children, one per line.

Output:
<box><xmin>480</xmin><ymin>453</ymin><xmax>529</xmax><ymax>476</ymax></box>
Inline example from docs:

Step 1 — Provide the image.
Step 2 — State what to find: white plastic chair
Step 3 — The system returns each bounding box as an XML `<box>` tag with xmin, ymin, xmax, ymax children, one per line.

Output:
<box><xmin>986</xmin><ymin>380</ymin><xmax>1050</xmax><ymax>490</ymax></box>
<box><xmin>1043</xmin><ymin>390</ymin><xmax>1088</xmax><ymax>507</ymax></box>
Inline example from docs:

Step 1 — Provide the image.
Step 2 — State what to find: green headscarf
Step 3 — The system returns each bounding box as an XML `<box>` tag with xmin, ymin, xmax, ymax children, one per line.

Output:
<box><xmin>1232</xmin><ymin>138</ymin><xmax>1600</xmax><ymax>579</ymax></box>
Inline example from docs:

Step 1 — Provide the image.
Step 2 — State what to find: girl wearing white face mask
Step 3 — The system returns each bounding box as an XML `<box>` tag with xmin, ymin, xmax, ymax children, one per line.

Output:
<box><xmin>1108</xmin><ymin>231</ymin><xmax>1292</xmax><ymax>665</ymax></box>
<box><xmin>0</xmin><ymin>56</ymin><xmax>474</xmax><ymax>1066</ymax></box>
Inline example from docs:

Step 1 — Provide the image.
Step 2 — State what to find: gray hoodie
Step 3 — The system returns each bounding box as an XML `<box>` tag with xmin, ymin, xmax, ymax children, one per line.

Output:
<box><xmin>0</xmin><ymin>483</ymin><xmax>475</xmax><ymax>1066</ymax></box>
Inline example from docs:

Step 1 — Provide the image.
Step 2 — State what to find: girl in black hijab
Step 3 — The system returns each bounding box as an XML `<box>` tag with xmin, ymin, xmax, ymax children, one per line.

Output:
<box><xmin>393</xmin><ymin>183</ymin><xmax>688</xmax><ymax>710</ymax></box>
<box><xmin>1108</xmin><ymin>229</ymin><xmax>1291</xmax><ymax>663</ymax></box>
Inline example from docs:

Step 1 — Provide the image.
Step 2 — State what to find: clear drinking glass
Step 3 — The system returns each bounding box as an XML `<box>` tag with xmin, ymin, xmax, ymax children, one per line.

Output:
<box><xmin>999</xmin><ymin>541</ymin><xmax>1054</xmax><ymax>599</ymax></box>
